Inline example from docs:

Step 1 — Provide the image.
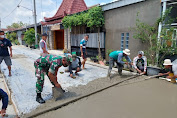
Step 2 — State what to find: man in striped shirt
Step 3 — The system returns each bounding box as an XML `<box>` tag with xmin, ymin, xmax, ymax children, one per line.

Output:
<box><xmin>80</xmin><ymin>35</ymin><xmax>89</xmax><ymax>69</ymax></box>
<box><xmin>133</xmin><ymin>51</ymin><xmax>147</xmax><ymax>74</ymax></box>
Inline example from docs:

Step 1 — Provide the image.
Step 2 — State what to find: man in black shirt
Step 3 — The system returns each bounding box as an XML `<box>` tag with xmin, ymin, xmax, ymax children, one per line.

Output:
<box><xmin>0</xmin><ymin>30</ymin><xmax>12</xmax><ymax>76</ymax></box>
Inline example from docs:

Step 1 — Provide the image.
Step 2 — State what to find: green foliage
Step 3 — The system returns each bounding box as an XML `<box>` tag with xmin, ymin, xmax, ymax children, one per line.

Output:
<box><xmin>106</xmin><ymin>49</ymin><xmax>113</xmax><ymax>56</ymax></box>
<box><xmin>7</xmin><ymin>32</ymin><xmax>17</xmax><ymax>43</ymax></box>
<box><xmin>133</xmin><ymin>7</ymin><xmax>176</xmax><ymax>65</ymax></box>
<box><xmin>15</xmin><ymin>39</ymin><xmax>20</xmax><ymax>45</ymax></box>
<box><xmin>7</xmin><ymin>21</ymin><xmax>26</xmax><ymax>29</ymax></box>
<box><xmin>24</xmin><ymin>28</ymin><xmax>35</xmax><ymax>46</ymax></box>
<box><xmin>133</xmin><ymin>12</ymin><xmax>158</xmax><ymax>65</ymax></box>
<box><xmin>62</xmin><ymin>6</ymin><xmax>105</xmax><ymax>29</ymax></box>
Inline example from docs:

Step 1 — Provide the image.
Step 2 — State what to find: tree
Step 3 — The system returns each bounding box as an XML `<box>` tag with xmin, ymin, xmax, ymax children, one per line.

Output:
<box><xmin>7</xmin><ymin>21</ymin><xmax>26</xmax><ymax>29</ymax></box>
<box><xmin>24</xmin><ymin>28</ymin><xmax>35</xmax><ymax>46</ymax></box>
<box><xmin>62</xmin><ymin>6</ymin><xmax>105</xmax><ymax>61</ymax></box>
<box><xmin>133</xmin><ymin>7</ymin><xmax>177</xmax><ymax>66</ymax></box>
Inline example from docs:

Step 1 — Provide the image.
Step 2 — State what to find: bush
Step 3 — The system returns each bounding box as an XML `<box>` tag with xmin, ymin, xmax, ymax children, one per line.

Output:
<box><xmin>7</xmin><ymin>32</ymin><xmax>17</xmax><ymax>43</ymax></box>
<box><xmin>15</xmin><ymin>39</ymin><xmax>20</xmax><ymax>45</ymax></box>
<box><xmin>24</xmin><ymin>28</ymin><xmax>35</xmax><ymax>46</ymax></box>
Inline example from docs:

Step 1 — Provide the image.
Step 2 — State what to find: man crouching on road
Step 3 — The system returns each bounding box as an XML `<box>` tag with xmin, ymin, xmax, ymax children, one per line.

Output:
<box><xmin>107</xmin><ymin>49</ymin><xmax>133</xmax><ymax>78</ymax></box>
<box><xmin>65</xmin><ymin>54</ymin><xmax>82</xmax><ymax>79</ymax></box>
<box><xmin>34</xmin><ymin>55</ymin><xmax>72</xmax><ymax>104</ymax></box>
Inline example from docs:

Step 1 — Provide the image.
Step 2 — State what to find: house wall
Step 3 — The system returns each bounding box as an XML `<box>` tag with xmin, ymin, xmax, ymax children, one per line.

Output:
<box><xmin>104</xmin><ymin>0</ymin><xmax>161</xmax><ymax>60</ymax></box>
<box><xmin>64</xmin><ymin>28</ymin><xmax>71</xmax><ymax>51</ymax></box>
<box><xmin>17</xmin><ymin>31</ymin><xmax>23</xmax><ymax>45</ymax></box>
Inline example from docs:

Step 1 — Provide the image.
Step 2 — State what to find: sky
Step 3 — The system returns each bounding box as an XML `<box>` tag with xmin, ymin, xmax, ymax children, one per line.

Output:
<box><xmin>0</xmin><ymin>0</ymin><xmax>117</xmax><ymax>28</ymax></box>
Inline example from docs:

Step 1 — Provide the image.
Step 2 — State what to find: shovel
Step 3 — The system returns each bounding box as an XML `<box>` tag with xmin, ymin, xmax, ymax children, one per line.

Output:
<box><xmin>52</xmin><ymin>87</ymin><xmax>64</xmax><ymax>101</ymax></box>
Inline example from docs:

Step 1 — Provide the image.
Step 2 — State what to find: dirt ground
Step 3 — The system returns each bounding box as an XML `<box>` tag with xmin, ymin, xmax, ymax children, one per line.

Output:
<box><xmin>35</xmin><ymin>79</ymin><xmax>177</xmax><ymax>118</ymax></box>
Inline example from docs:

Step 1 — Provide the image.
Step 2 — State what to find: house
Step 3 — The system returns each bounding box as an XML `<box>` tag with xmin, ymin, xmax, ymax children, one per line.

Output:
<box><xmin>102</xmin><ymin>0</ymin><xmax>162</xmax><ymax>59</ymax></box>
<box><xmin>41</xmin><ymin>0</ymin><xmax>88</xmax><ymax>50</ymax></box>
<box><xmin>101</xmin><ymin>0</ymin><xmax>177</xmax><ymax>60</ymax></box>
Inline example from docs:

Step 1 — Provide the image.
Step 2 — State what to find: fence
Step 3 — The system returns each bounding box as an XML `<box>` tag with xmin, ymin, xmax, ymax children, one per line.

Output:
<box><xmin>71</xmin><ymin>32</ymin><xmax>105</xmax><ymax>48</ymax></box>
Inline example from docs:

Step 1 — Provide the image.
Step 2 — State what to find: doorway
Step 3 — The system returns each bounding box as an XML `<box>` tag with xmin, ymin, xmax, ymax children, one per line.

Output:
<box><xmin>55</xmin><ymin>29</ymin><xmax>64</xmax><ymax>49</ymax></box>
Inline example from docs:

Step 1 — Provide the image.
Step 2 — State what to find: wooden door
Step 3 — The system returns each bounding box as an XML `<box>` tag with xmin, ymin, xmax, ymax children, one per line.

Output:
<box><xmin>55</xmin><ymin>29</ymin><xmax>64</xmax><ymax>49</ymax></box>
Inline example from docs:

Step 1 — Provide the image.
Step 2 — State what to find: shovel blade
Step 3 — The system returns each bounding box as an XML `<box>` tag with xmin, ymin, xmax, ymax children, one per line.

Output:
<box><xmin>52</xmin><ymin>87</ymin><xmax>64</xmax><ymax>100</ymax></box>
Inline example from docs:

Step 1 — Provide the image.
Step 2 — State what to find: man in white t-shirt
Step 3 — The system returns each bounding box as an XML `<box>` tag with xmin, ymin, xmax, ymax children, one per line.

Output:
<box><xmin>39</xmin><ymin>33</ymin><xmax>49</xmax><ymax>56</ymax></box>
<box><xmin>159</xmin><ymin>59</ymin><xmax>177</xmax><ymax>83</ymax></box>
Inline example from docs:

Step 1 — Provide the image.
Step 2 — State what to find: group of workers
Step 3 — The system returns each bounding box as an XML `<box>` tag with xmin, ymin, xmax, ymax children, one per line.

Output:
<box><xmin>107</xmin><ymin>49</ymin><xmax>147</xmax><ymax>78</ymax></box>
<box><xmin>35</xmin><ymin>34</ymin><xmax>89</xmax><ymax>104</ymax></box>
<box><xmin>0</xmin><ymin>31</ymin><xmax>176</xmax><ymax>115</ymax></box>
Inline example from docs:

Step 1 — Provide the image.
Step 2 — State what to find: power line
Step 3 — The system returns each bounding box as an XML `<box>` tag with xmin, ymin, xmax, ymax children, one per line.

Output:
<box><xmin>3</xmin><ymin>0</ymin><xmax>23</xmax><ymax>19</ymax></box>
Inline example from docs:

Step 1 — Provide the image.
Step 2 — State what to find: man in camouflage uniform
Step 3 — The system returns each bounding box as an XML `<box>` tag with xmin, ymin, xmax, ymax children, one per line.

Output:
<box><xmin>34</xmin><ymin>54</ymin><xmax>71</xmax><ymax>104</ymax></box>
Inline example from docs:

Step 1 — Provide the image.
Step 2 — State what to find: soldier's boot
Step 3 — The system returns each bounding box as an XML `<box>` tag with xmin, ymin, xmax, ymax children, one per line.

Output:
<box><xmin>36</xmin><ymin>93</ymin><xmax>45</xmax><ymax>104</ymax></box>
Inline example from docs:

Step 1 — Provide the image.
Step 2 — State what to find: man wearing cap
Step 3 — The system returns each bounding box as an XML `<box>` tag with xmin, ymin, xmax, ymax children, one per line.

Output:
<box><xmin>107</xmin><ymin>49</ymin><xmax>132</xmax><ymax>77</ymax></box>
<box><xmin>133</xmin><ymin>51</ymin><xmax>147</xmax><ymax>74</ymax></box>
<box><xmin>0</xmin><ymin>89</ymin><xmax>8</xmax><ymax>117</ymax></box>
<box><xmin>68</xmin><ymin>54</ymin><xmax>82</xmax><ymax>78</ymax></box>
<box><xmin>0</xmin><ymin>30</ymin><xmax>12</xmax><ymax>76</ymax></box>
<box><xmin>34</xmin><ymin>54</ymin><xmax>71</xmax><ymax>103</ymax></box>
<box><xmin>39</xmin><ymin>33</ymin><xmax>49</xmax><ymax>56</ymax></box>
<box><xmin>80</xmin><ymin>35</ymin><xmax>89</xmax><ymax>69</ymax></box>
<box><xmin>159</xmin><ymin>59</ymin><xmax>177</xmax><ymax>83</ymax></box>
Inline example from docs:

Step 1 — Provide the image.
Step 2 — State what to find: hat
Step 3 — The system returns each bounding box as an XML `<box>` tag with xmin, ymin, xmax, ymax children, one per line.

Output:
<box><xmin>123</xmin><ymin>49</ymin><xmax>130</xmax><ymax>55</ymax></box>
<box><xmin>64</xmin><ymin>55</ymin><xmax>72</xmax><ymax>63</ymax></box>
<box><xmin>42</xmin><ymin>33</ymin><xmax>48</xmax><ymax>36</ymax></box>
<box><xmin>163</xmin><ymin>59</ymin><xmax>172</xmax><ymax>65</ymax></box>
<box><xmin>138</xmin><ymin>51</ymin><xmax>144</xmax><ymax>56</ymax></box>
<box><xmin>72</xmin><ymin>54</ymin><xmax>77</xmax><ymax>59</ymax></box>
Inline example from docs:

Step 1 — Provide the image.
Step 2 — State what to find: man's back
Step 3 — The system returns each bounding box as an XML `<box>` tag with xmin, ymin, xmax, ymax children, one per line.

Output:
<box><xmin>109</xmin><ymin>51</ymin><xmax>123</xmax><ymax>60</ymax></box>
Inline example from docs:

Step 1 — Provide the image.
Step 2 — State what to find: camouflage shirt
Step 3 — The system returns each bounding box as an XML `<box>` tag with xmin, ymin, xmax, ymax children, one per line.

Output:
<box><xmin>35</xmin><ymin>55</ymin><xmax>63</xmax><ymax>74</ymax></box>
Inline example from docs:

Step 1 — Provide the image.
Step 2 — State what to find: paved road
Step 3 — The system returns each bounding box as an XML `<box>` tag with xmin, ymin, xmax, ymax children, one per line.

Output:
<box><xmin>0</xmin><ymin>45</ymin><xmax>110</xmax><ymax>115</ymax></box>
<box><xmin>38</xmin><ymin>79</ymin><xmax>177</xmax><ymax>118</ymax></box>
<box><xmin>0</xmin><ymin>74</ymin><xmax>17</xmax><ymax>118</ymax></box>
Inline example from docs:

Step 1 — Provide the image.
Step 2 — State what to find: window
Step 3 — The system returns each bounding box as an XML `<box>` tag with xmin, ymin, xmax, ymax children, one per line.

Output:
<box><xmin>126</xmin><ymin>33</ymin><xmax>129</xmax><ymax>49</ymax></box>
<box><xmin>121</xmin><ymin>33</ymin><xmax>129</xmax><ymax>50</ymax></box>
<box><xmin>121</xmin><ymin>33</ymin><xmax>124</xmax><ymax>50</ymax></box>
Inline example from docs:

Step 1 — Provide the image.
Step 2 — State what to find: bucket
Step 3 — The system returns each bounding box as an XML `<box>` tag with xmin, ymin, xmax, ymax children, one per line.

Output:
<box><xmin>52</xmin><ymin>87</ymin><xmax>64</xmax><ymax>100</ymax></box>
<box><xmin>72</xmin><ymin>52</ymin><xmax>76</xmax><ymax>55</ymax></box>
<box><xmin>147</xmin><ymin>66</ymin><xmax>161</xmax><ymax>76</ymax></box>
<box><xmin>169</xmin><ymin>73</ymin><xmax>176</xmax><ymax>83</ymax></box>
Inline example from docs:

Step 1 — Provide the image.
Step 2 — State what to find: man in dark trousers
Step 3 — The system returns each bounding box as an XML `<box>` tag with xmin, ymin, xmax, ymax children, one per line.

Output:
<box><xmin>0</xmin><ymin>30</ymin><xmax>12</xmax><ymax>76</ymax></box>
<box><xmin>80</xmin><ymin>35</ymin><xmax>89</xmax><ymax>69</ymax></box>
<box><xmin>0</xmin><ymin>89</ymin><xmax>8</xmax><ymax>117</ymax></box>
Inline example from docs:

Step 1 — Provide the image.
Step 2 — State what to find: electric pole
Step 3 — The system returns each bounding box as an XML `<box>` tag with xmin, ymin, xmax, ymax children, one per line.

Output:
<box><xmin>33</xmin><ymin>0</ymin><xmax>38</xmax><ymax>46</ymax></box>
<box><xmin>0</xmin><ymin>18</ymin><xmax>1</xmax><ymax>30</ymax></box>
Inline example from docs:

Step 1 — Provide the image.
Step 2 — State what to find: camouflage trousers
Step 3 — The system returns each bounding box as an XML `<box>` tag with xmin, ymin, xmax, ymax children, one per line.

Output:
<box><xmin>34</xmin><ymin>61</ymin><xmax>54</xmax><ymax>93</ymax></box>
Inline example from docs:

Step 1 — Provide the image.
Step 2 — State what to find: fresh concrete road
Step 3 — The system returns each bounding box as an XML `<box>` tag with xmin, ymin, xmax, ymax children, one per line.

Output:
<box><xmin>38</xmin><ymin>79</ymin><xmax>177</xmax><ymax>118</ymax></box>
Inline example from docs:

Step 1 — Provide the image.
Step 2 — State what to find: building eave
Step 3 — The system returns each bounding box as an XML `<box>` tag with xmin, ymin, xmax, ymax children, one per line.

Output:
<box><xmin>101</xmin><ymin>0</ymin><xmax>146</xmax><ymax>11</ymax></box>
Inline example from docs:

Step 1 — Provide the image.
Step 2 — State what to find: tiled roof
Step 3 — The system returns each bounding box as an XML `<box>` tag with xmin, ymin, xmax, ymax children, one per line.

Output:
<box><xmin>44</xmin><ymin>0</ymin><xmax>87</xmax><ymax>22</ymax></box>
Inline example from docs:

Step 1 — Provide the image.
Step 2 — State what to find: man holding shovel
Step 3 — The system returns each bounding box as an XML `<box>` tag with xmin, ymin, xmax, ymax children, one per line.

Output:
<box><xmin>34</xmin><ymin>55</ymin><xmax>72</xmax><ymax>104</ymax></box>
<box><xmin>159</xmin><ymin>59</ymin><xmax>177</xmax><ymax>83</ymax></box>
<box><xmin>107</xmin><ymin>49</ymin><xmax>133</xmax><ymax>78</ymax></box>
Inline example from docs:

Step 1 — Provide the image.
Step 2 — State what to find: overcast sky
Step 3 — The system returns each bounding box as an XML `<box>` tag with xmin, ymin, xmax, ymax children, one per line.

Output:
<box><xmin>0</xmin><ymin>0</ymin><xmax>117</xmax><ymax>28</ymax></box>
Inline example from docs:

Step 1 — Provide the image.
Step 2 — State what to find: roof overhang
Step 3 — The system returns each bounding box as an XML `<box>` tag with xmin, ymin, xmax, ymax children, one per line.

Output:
<box><xmin>101</xmin><ymin>0</ymin><xmax>146</xmax><ymax>11</ymax></box>
<box><xmin>161</xmin><ymin>0</ymin><xmax>171</xmax><ymax>2</ymax></box>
